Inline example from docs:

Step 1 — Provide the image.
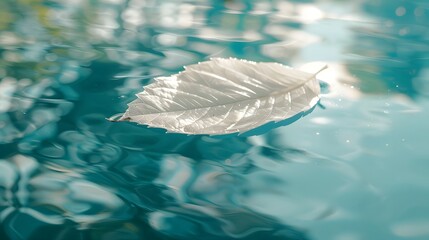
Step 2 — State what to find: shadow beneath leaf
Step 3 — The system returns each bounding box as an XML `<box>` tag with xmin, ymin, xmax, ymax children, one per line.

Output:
<box><xmin>239</xmin><ymin>102</ymin><xmax>319</xmax><ymax>137</ymax></box>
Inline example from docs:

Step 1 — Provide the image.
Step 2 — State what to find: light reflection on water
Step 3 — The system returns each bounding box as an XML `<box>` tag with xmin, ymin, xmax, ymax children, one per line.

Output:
<box><xmin>0</xmin><ymin>0</ymin><xmax>429</xmax><ymax>239</ymax></box>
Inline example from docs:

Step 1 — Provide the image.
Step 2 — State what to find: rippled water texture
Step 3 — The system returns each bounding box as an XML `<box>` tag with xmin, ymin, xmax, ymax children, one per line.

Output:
<box><xmin>1</xmin><ymin>0</ymin><xmax>429</xmax><ymax>239</ymax></box>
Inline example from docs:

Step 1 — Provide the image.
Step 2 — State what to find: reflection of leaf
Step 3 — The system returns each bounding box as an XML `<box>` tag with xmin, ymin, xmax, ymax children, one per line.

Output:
<box><xmin>119</xmin><ymin>58</ymin><xmax>325</xmax><ymax>135</ymax></box>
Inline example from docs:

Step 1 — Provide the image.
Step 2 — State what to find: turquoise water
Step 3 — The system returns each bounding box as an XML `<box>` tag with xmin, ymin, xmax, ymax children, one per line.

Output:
<box><xmin>1</xmin><ymin>0</ymin><xmax>429</xmax><ymax>239</ymax></box>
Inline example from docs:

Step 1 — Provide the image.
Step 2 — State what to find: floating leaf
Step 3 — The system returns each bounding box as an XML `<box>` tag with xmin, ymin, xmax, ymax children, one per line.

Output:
<box><xmin>117</xmin><ymin>58</ymin><xmax>326</xmax><ymax>135</ymax></box>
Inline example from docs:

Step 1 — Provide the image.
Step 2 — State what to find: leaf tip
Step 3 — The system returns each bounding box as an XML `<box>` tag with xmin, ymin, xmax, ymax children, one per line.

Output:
<box><xmin>107</xmin><ymin>113</ymin><xmax>129</xmax><ymax>122</ymax></box>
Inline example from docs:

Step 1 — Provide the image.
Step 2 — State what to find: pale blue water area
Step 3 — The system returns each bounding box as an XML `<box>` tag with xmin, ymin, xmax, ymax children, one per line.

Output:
<box><xmin>1</xmin><ymin>0</ymin><xmax>429</xmax><ymax>239</ymax></box>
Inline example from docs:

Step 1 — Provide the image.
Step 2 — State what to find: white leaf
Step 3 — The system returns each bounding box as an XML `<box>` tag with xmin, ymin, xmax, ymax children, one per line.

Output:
<box><xmin>118</xmin><ymin>58</ymin><xmax>326</xmax><ymax>135</ymax></box>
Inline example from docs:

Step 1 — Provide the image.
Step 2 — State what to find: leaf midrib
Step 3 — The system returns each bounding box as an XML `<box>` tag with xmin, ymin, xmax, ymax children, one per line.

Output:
<box><xmin>140</xmin><ymin>75</ymin><xmax>318</xmax><ymax>115</ymax></box>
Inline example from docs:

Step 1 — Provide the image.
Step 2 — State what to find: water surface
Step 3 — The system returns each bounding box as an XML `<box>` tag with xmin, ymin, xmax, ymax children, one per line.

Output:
<box><xmin>1</xmin><ymin>0</ymin><xmax>429</xmax><ymax>239</ymax></box>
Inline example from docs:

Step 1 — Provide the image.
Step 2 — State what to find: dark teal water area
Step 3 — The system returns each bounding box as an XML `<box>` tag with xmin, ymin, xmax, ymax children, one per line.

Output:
<box><xmin>1</xmin><ymin>0</ymin><xmax>429</xmax><ymax>239</ymax></box>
